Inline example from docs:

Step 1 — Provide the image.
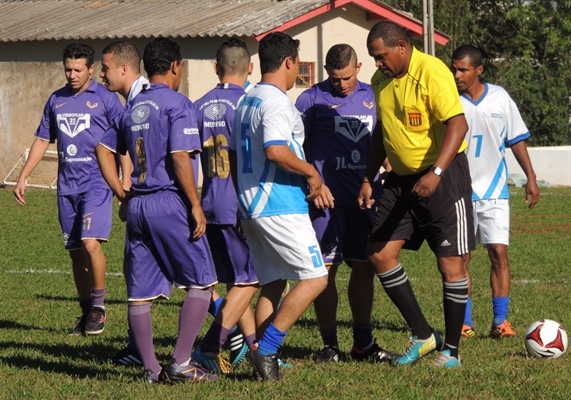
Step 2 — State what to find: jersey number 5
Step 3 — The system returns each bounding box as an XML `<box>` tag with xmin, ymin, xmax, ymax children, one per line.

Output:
<box><xmin>240</xmin><ymin>123</ymin><xmax>253</xmax><ymax>173</ymax></box>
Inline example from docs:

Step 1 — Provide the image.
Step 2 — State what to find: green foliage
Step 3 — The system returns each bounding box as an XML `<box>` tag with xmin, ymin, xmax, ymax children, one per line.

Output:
<box><xmin>1</xmin><ymin>187</ymin><xmax>571</xmax><ymax>399</ymax></box>
<box><xmin>382</xmin><ymin>0</ymin><xmax>571</xmax><ymax>146</ymax></box>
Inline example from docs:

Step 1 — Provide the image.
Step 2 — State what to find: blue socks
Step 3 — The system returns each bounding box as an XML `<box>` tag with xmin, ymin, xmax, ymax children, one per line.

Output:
<box><xmin>208</xmin><ymin>296</ymin><xmax>223</xmax><ymax>317</ymax></box>
<box><xmin>258</xmin><ymin>323</ymin><xmax>287</xmax><ymax>356</ymax></box>
<box><xmin>492</xmin><ymin>296</ymin><xmax>510</xmax><ymax>326</ymax></box>
<box><xmin>463</xmin><ymin>296</ymin><xmax>511</xmax><ymax>327</ymax></box>
<box><xmin>464</xmin><ymin>297</ymin><xmax>474</xmax><ymax>327</ymax></box>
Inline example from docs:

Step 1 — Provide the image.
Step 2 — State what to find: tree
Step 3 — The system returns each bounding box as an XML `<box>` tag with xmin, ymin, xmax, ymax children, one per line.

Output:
<box><xmin>382</xmin><ymin>0</ymin><xmax>571</xmax><ymax>145</ymax></box>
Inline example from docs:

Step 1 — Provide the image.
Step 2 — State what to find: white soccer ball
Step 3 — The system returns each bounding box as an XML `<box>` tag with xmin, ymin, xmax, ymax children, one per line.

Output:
<box><xmin>525</xmin><ymin>319</ymin><xmax>568</xmax><ymax>358</ymax></box>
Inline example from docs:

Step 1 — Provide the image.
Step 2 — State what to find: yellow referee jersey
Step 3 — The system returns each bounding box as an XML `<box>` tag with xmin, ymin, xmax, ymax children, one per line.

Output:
<box><xmin>371</xmin><ymin>47</ymin><xmax>466</xmax><ymax>176</ymax></box>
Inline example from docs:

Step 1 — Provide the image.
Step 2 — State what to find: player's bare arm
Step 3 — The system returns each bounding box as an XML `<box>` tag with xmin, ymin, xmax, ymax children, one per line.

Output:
<box><xmin>171</xmin><ymin>150</ymin><xmax>206</xmax><ymax>238</ymax></box>
<box><xmin>358</xmin><ymin>121</ymin><xmax>386</xmax><ymax>209</ymax></box>
<box><xmin>95</xmin><ymin>143</ymin><xmax>130</xmax><ymax>203</ymax></box>
<box><xmin>265</xmin><ymin>144</ymin><xmax>334</xmax><ymax>209</ymax></box>
<box><xmin>412</xmin><ymin>114</ymin><xmax>468</xmax><ymax>198</ymax></box>
<box><xmin>119</xmin><ymin>153</ymin><xmax>133</xmax><ymax>191</ymax></box>
<box><xmin>510</xmin><ymin>140</ymin><xmax>540</xmax><ymax>209</ymax></box>
<box><xmin>14</xmin><ymin>138</ymin><xmax>50</xmax><ymax>205</ymax></box>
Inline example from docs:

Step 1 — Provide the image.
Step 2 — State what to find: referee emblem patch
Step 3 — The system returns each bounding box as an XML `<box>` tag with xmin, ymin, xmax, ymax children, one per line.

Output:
<box><xmin>408</xmin><ymin>113</ymin><xmax>422</xmax><ymax>126</ymax></box>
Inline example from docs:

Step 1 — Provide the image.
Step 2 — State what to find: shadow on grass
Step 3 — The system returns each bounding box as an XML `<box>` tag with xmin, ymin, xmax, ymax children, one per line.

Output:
<box><xmin>0</xmin><ymin>319</ymin><xmax>41</xmax><ymax>331</ymax></box>
<box><xmin>293</xmin><ymin>318</ymin><xmax>410</xmax><ymax>334</ymax></box>
<box><xmin>35</xmin><ymin>294</ymin><xmax>183</xmax><ymax>307</ymax></box>
<box><xmin>0</xmin><ymin>340</ymin><xmax>142</xmax><ymax>380</ymax></box>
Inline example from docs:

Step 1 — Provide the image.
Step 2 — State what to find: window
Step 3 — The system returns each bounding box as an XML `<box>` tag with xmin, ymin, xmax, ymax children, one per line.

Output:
<box><xmin>296</xmin><ymin>61</ymin><xmax>315</xmax><ymax>88</ymax></box>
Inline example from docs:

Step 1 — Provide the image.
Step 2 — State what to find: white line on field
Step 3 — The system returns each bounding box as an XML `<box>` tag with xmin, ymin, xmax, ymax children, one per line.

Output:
<box><xmin>5</xmin><ymin>269</ymin><xmax>124</xmax><ymax>277</ymax></box>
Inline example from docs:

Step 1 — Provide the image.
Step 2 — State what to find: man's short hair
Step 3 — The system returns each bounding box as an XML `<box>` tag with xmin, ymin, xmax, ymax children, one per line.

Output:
<box><xmin>143</xmin><ymin>37</ymin><xmax>183</xmax><ymax>77</ymax></box>
<box><xmin>63</xmin><ymin>43</ymin><xmax>95</xmax><ymax>67</ymax></box>
<box><xmin>215</xmin><ymin>38</ymin><xmax>251</xmax><ymax>77</ymax></box>
<box><xmin>102</xmin><ymin>40</ymin><xmax>141</xmax><ymax>74</ymax></box>
<box><xmin>367</xmin><ymin>21</ymin><xmax>410</xmax><ymax>47</ymax></box>
<box><xmin>452</xmin><ymin>45</ymin><xmax>483</xmax><ymax>68</ymax></box>
<box><xmin>325</xmin><ymin>44</ymin><xmax>357</xmax><ymax>70</ymax></box>
<box><xmin>259</xmin><ymin>32</ymin><xmax>300</xmax><ymax>75</ymax></box>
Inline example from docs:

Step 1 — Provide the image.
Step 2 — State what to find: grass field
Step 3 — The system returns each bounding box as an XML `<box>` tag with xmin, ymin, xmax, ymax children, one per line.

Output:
<box><xmin>0</xmin><ymin>187</ymin><xmax>570</xmax><ymax>399</ymax></box>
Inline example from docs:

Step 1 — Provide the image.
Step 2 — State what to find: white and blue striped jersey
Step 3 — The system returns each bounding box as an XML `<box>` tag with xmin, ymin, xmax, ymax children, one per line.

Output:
<box><xmin>461</xmin><ymin>83</ymin><xmax>530</xmax><ymax>201</ymax></box>
<box><xmin>229</xmin><ymin>83</ymin><xmax>308</xmax><ymax>219</ymax></box>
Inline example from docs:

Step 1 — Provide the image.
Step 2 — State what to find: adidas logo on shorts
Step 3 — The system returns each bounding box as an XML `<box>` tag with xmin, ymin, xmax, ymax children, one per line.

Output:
<box><xmin>440</xmin><ymin>239</ymin><xmax>451</xmax><ymax>247</ymax></box>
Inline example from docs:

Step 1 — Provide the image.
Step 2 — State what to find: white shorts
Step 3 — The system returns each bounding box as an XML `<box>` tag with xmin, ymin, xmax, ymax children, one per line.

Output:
<box><xmin>473</xmin><ymin>199</ymin><xmax>510</xmax><ymax>246</ymax></box>
<box><xmin>241</xmin><ymin>213</ymin><xmax>328</xmax><ymax>286</ymax></box>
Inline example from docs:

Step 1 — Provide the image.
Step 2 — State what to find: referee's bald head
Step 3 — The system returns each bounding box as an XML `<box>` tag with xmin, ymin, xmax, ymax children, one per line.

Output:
<box><xmin>215</xmin><ymin>38</ymin><xmax>251</xmax><ymax>78</ymax></box>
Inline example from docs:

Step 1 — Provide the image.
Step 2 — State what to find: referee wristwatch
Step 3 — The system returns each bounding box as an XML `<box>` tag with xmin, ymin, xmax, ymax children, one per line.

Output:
<box><xmin>430</xmin><ymin>166</ymin><xmax>443</xmax><ymax>177</ymax></box>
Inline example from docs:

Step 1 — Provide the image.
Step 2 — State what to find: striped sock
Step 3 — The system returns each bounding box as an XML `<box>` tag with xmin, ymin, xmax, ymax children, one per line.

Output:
<box><xmin>377</xmin><ymin>264</ymin><xmax>432</xmax><ymax>339</ymax></box>
<box><xmin>443</xmin><ymin>278</ymin><xmax>469</xmax><ymax>358</ymax></box>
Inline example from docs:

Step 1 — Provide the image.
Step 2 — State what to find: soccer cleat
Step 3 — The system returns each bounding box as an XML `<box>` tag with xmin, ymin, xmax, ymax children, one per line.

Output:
<box><xmin>392</xmin><ymin>331</ymin><xmax>443</xmax><ymax>366</ymax></box>
<box><xmin>165</xmin><ymin>358</ymin><xmax>218</xmax><ymax>383</ymax></box>
<box><xmin>227</xmin><ymin>329</ymin><xmax>248</xmax><ymax>365</ymax></box>
<box><xmin>192</xmin><ymin>346</ymin><xmax>231</xmax><ymax>373</ymax></box>
<box><xmin>350</xmin><ymin>341</ymin><xmax>401</xmax><ymax>363</ymax></box>
<box><xmin>68</xmin><ymin>315</ymin><xmax>87</xmax><ymax>336</ymax></box>
<box><xmin>432</xmin><ymin>349</ymin><xmax>462</xmax><ymax>368</ymax></box>
<box><xmin>246</xmin><ymin>346</ymin><xmax>281</xmax><ymax>381</ymax></box>
<box><xmin>461</xmin><ymin>324</ymin><xmax>476</xmax><ymax>338</ymax></box>
<box><xmin>143</xmin><ymin>368</ymin><xmax>168</xmax><ymax>384</ymax></box>
<box><xmin>490</xmin><ymin>320</ymin><xmax>516</xmax><ymax>338</ymax></box>
<box><xmin>85</xmin><ymin>307</ymin><xmax>106</xmax><ymax>335</ymax></box>
<box><xmin>316</xmin><ymin>346</ymin><xmax>341</xmax><ymax>363</ymax></box>
<box><xmin>111</xmin><ymin>346</ymin><xmax>143</xmax><ymax>367</ymax></box>
<box><xmin>278</xmin><ymin>358</ymin><xmax>293</xmax><ymax>369</ymax></box>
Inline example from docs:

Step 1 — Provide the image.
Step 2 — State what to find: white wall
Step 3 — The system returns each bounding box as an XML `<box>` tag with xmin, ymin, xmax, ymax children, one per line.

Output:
<box><xmin>505</xmin><ymin>146</ymin><xmax>571</xmax><ymax>186</ymax></box>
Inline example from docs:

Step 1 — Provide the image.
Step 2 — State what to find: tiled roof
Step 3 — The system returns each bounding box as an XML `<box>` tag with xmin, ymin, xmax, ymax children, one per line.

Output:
<box><xmin>0</xmin><ymin>0</ymin><xmax>332</xmax><ymax>42</ymax></box>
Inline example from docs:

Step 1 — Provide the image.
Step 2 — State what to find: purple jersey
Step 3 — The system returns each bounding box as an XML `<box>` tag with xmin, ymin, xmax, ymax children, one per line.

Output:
<box><xmin>296</xmin><ymin>80</ymin><xmax>376</xmax><ymax>206</ymax></box>
<box><xmin>195</xmin><ymin>83</ymin><xmax>245</xmax><ymax>224</ymax></box>
<box><xmin>35</xmin><ymin>80</ymin><xmax>123</xmax><ymax>195</ymax></box>
<box><xmin>105</xmin><ymin>83</ymin><xmax>201</xmax><ymax>193</ymax></box>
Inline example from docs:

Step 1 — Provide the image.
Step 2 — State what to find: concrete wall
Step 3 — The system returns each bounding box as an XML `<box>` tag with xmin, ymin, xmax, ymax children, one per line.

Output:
<box><xmin>505</xmin><ymin>146</ymin><xmax>571</xmax><ymax>187</ymax></box>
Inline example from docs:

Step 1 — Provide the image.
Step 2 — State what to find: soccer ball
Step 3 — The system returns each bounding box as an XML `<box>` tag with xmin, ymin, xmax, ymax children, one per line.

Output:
<box><xmin>525</xmin><ymin>319</ymin><xmax>568</xmax><ymax>358</ymax></box>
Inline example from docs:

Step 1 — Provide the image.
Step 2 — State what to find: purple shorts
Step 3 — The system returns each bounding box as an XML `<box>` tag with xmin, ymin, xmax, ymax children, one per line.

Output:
<box><xmin>57</xmin><ymin>187</ymin><xmax>113</xmax><ymax>250</ymax></box>
<box><xmin>125</xmin><ymin>190</ymin><xmax>217</xmax><ymax>301</ymax></box>
<box><xmin>309</xmin><ymin>205</ymin><xmax>375</xmax><ymax>265</ymax></box>
<box><xmin>206</xmin><ymin>224</ymin><xmax>258</xmax><ymax>285</ymax></box>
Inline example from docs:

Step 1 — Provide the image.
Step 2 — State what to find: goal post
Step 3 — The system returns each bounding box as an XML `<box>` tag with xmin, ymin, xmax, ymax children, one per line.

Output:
<box><xmin>2</xmin><ymin>149</ymin><xmax>58</xmax><ymax>189</ymax></box>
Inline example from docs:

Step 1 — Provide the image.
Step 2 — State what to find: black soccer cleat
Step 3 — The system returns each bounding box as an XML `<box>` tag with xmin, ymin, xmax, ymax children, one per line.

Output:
<box><xmin>68</xmin><ymin>314</ymin><xmax>87</xmax><ymax>336</ymax></box>
<box><xmin>143</xmin><ymin>368</ymin><xmax>169</xmax><ymax>384</ymax></box>
<box><xmin>246</xmin><ymin>346</ymin><xmax>281</xmax><ymax>381</ymax></box>
<box><xmin>111</xmin><ymin>346</ymin><xmax>143</xmax><ymax>367</ymax></box>
<box><xmin>316</xmin><ymin>345</ymin><xmax>341</xmax><ymax>363</ymax></box>
<box><xmin>350</xmin><ymin>341</ymin><xmax>401</xmax><ymax>363</ymax></box>
<box><xmin>85</xmin><ymin>307</ymin><xmax>106</xmax><ymax>335</ymax></box>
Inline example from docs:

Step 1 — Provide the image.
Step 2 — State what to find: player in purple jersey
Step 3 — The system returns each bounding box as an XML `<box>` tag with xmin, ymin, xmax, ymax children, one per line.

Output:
<box><xmin>14</xmin><ymin>43</ymin><xmax>123</xmax><ymax>336</ymax></box>
<box><xmin>100</xmin><ymin>40</ymin><xmax>150</xmax><ymax>195</ymax></box>
<box><xmin>96</xmin><ymin>38</ymin><xmax>218</xmax><ymax>384</ymax></box>
<box><xmin>99</xmin><ymin>40</ymin><xmax>149</xmax><ymax>367</ymax></box>
<box><xmin>295</xmin><ymin>44</ymin><xmax>399</xmax><ymax>364</ymax></box>
<box><xmin>191</xmin><ymin>38</ymin><xmax>259</xmax><ymax>373</ymax></box>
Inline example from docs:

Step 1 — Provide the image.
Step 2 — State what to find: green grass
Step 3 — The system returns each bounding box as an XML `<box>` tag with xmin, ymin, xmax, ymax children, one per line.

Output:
<box><xmin>0</xmin><ymin>187</ymin><xmax>570</xmax><ymax>399</ymax></box>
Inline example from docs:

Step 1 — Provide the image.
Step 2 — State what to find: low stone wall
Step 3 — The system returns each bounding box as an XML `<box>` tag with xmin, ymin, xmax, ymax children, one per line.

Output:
<box><xmin>505</xmin><ymin>146</ymin><xmax>571</xmax><ymax>187</ymax></box>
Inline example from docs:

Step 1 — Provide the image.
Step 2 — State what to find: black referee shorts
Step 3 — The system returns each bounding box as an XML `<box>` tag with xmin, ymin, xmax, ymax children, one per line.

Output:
<box><xmin>369</xmin><ymin>152</ymin><xmax>475</xmax><ymax>257</ymax></box>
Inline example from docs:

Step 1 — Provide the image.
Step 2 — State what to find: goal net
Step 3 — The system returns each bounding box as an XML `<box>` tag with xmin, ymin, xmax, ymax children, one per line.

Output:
<box><xmin>2</xmin><ymin>149</ymin><xmax>58</xmax><ymax>189</ymax></box>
